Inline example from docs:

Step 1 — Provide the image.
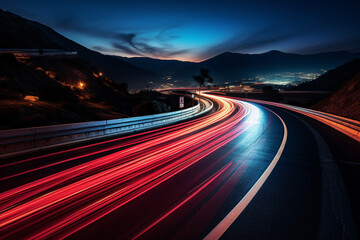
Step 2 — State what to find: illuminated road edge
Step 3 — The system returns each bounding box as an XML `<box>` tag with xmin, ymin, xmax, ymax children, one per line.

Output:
<box><xmin>0</xmin><ymin>94</ymin><xmax>286</xmax><ymax>239</ymax></box>
<box><xmin>204</xmin><ymin>101</ymin><xmax>288</xmax><ymax>240</ymax></box>
<box><xmin>223</xmin><ymin>96</ymin><xmax>360</xmax><ymax>142</ymax></box>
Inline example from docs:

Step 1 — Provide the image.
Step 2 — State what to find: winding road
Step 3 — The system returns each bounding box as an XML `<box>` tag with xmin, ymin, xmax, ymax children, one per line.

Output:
<box><xmin>0</xmin><ymin>93</ymin><xmax>358</xmax><ymax>239</ymax></box>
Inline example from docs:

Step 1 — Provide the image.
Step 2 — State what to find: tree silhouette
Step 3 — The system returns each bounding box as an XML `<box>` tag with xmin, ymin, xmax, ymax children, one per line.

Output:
<box><xmin>192</xmin><ymin>68</ymin><xmax>213</xmax><ymax>95</ymax></box>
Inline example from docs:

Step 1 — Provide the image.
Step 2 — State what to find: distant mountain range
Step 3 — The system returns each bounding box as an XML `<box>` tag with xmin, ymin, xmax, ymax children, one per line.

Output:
<box><xmin>0</xmin><ymin>9</ymin><xmax>160</xmax><ymax>89</ymax></box>
<box><xmin>1</xmin><ymin>8</ymin><xmax>360</xmax><ymax>89</ymax></box>
<box><xmin>118</xmin><ymin>56</ymin><xmax>194</xmax><ymax>76</ymax></box>
<box><xmin>120</xmin><ymin>50</ymin><xmax>360</xmax><ymax>86</ymax></box>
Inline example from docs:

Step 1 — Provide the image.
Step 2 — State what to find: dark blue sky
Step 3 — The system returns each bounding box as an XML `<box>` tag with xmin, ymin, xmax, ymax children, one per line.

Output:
<box><xmin>2</xmin><ymin>0</ymin><xmax>360</xmax><ymax>61</ymax></box>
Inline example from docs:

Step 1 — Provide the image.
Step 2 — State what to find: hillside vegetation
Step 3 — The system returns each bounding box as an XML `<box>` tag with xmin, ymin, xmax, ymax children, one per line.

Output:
<box><xmin>312</xmin><ymin>61</ymin><xmax>360</xmax><ymax>120</ymax></box>
<box><xmin>0</xmin><ymin>54</ymin><xmax>184</xmax><ymax>129</ymax></box>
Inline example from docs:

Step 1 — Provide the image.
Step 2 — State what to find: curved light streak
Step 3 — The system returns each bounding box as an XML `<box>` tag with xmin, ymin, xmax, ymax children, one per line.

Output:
<box><xmin>0</xmin><ymin>94</ymin><xmax>283</xmax><ymax>239</ymax></box>
<box><xmin>204</xmin><ymin>106</ymin><xmax>288</xmax><ymax>240</ymax></box>
<box><xmin>225</xmin><ymin>97</ymin><xmax>360</xmax><ymax>142</ymax></box>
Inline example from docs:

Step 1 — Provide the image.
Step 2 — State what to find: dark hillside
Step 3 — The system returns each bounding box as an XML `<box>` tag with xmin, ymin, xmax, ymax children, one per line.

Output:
<box><xmin>0</xmin><ymin>9</ymin><xmax>160</xmax><ymax>89</ymax></box>
<box><xmin>295</xmin><ymin>59</ymin><xmax>360</xmax><ymax>91</ymax></box>
<box><xmin>0</xmin><ymin>54</ymin><xmax>179</xmax><ymax>129</ymax></box>
<box><xmin>312</xmin><ymin>70</ymin><xmax>360</xmax><ymax>120</ymax></box>
<box><xmin>0</xmin><ymin>53</ymin><xmax>132</xmax><ymax>129</ymax></box>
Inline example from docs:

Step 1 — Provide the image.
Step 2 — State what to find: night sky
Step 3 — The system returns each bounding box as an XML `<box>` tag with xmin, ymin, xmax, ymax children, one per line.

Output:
<box><xmin>1</xmin><ymin>0</ymin><xmax>360</xmax><ymax>61</ymax></box>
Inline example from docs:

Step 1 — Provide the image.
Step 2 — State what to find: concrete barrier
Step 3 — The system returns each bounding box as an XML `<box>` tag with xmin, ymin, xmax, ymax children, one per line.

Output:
<box><xmin>0</xmin><ymin>101</ymin><xmax>207</xmax><ymax>156</ymax></box>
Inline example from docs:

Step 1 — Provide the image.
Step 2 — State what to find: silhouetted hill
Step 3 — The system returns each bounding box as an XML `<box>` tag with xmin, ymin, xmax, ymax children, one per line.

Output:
<box><xmin>0</xmin><ymin>9</ymin><xmax>160</xmax><ymax>89</ymax></box>
<box><xmin>0</xmin><ymin>53</ymin><xmax>133</xmax><ymax>129</ymax></box>
<box><xmin>0</xmin><ymin>53</ymin><xmax>183</xmax><ymax>129</ymax></box>
<box><xmin>295</xmin><ymin>59</ymin><xmax>360</xmax><ymax>91</ymax></box>
<box><xmin>311</xmin><ymin>59</ymin><xmax>360</xmax><ymax>120</ymax></box>
<box><xmin>125</xmin><ymin>50</ymin><xmax>360</xmax><ymax>87</ymax></box>
<box><xmin>175</xmin><ymin>51</ymin><xmax>360</xmax><ymax>85</ymax></box>
<box><xmin>118</xmin><ymin>56</ymin><xmax>194</xmax><ymax>76</ymax></box>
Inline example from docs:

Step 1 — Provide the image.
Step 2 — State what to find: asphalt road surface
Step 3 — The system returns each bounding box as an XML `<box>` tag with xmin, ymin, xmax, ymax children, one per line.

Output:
<box><xmin>0</xmin><ymin>94</ymin><xmax>358</xmax><ymax>239</ymax></box>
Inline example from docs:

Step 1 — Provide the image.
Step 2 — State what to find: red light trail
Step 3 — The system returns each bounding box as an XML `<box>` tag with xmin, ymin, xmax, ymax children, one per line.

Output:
<box><xmin>221</xmin><ymin>96</ymin><xmax>360</xmax><ymax>142</ymax></box>
<box><xmin>0</xmin><ymin>94</ymin><xmax>286</xmax><ymax>239</ymax></box>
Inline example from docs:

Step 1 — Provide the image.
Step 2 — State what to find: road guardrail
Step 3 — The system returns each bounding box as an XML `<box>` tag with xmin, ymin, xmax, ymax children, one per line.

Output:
<box><xmin>234</xmin><ymin>98</ymin><xmax>360</xmax><ymax>142</ymax></box>
<box><xmin>0</xmin><ymin>99</ymin><xmax>212</xmax><ymax>156</ymax></box>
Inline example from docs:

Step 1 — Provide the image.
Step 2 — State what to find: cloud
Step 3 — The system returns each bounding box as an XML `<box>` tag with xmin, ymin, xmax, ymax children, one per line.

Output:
<box><xmin>112</xmin><ymin>42</ymin><xmax>144</xmax><ymax>56</ymax></box>
<box><xmin>156</xmin><ymin>25</ymin><xmax>181</xmax><ymax>42</ymax></box>
<box><xmin>114</xmin><ymin>33</ymin><xmax>137</xmax><ymax>48</ymax></box>
<box><xmin>111</xmin><ymin>37</ymin><xmax>189</xmax><ymax>58</ymax></box>
<box><xmin>51</xmin><ymin>16</ymin><xmax>189</xmax><ymax>58</ymax></box>
<box><xmin>47</xmin><ymin>12</ymin><xmax>360</xmax><ymax>60</ymax></box>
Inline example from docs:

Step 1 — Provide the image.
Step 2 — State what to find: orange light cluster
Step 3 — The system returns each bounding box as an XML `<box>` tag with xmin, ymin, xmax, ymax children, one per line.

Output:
<box><xmin>78</xmin><ymin>81</ymin><xmax>85</xmax><ymax>89</ymax></box>
<box><xmin>24</xmin><ymin>95</ymin><xmax>39</xmax><ymax>102</ymax></box>
<box><xmin>34</xmin><ymin>67</ymin><xmax>56</xmax><ymax>79</ymax></box>
<box><xmin>45</xmin><ymin>71</ymin><xmax>56</xmax><ymax>79</ymax></box>
<box><xmin>93</xmin><ymin>72</ymin><xmax>103</xmax><ymax>78</ymax></box>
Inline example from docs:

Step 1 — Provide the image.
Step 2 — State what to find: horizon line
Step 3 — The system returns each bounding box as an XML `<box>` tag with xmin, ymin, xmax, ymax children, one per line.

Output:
<box><xmin>104</xmin><ymin>49</ymin><xmax>360</xmax><ymax>63</ymax></box>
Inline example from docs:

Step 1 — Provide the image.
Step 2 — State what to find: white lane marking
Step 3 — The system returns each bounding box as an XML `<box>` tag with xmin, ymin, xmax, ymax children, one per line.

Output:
<box><xmin>204</xmin><ymin>105</ymin><xmax>288</xmax><ymax>240</ymax></box>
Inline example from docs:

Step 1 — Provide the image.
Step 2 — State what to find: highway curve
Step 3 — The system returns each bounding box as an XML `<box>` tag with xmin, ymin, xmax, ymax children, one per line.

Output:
<box><xmin>0</xmin><ymin>94</ymin><xmax>357</xmax><ymax>239</ymax></box>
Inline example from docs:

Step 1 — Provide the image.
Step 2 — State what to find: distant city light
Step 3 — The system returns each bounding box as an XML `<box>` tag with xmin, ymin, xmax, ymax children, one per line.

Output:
<box><xmin>93</xmin><ymin>72</ymin><xmax>103</xmax><ymax>78</ymax></box>
<box><xmin>79</xmin><ymin>82</ymin><xmax>85</xmax><ymax>89</ymax></box>
<box><xmin>24</xmin><ymin>95</ymin><xmax>39</xmax><ymax>102</ymax></box>
<box><xmin>45</xmin><ymin>71</ymin><xmax>56</xmax><ymax>79</ymax></box>
<box><xmin>254</xmin><ymin>72</ymin><xmax>321</xmax><ymax>86</ymax></box>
